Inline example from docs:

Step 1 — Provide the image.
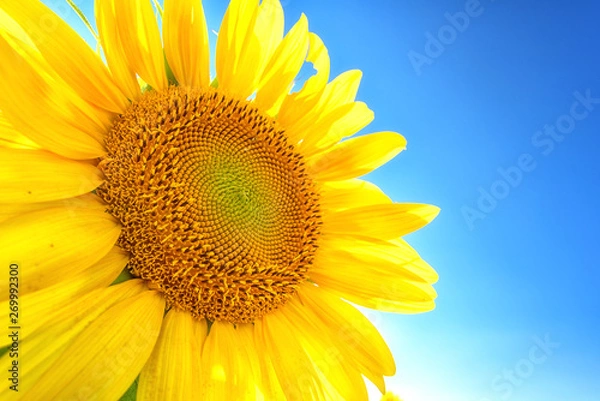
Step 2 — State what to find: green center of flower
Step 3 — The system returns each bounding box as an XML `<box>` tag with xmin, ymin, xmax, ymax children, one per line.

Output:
<box><xmin>97</xmin><ymin>87</ymin><xmax>320</xmax><ymax>324</ymax></box>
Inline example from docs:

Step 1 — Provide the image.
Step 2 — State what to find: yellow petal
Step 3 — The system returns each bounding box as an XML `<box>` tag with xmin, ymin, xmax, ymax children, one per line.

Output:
<box><xmin>0</xmin><ymin>25</ymin><xmax>115</xmax><ymax>136</ymax></box>
<box><xmin>297</xmin><ymin>284</ymin><xmax>395</xmax><ymax>392</ymax></box>
<box><xmin>298</xmin><ymin>101</ymin><xmax>374</xmax><ymax>156</ymax></box>
<box><xmin>0</xmin><ymin>35</ymin><xmax>106</xmax><ymax>159</ymax></box>
<box><xmin>277</xmin><ymin>32</ymin><xmax>330</xmax><ymax>127</ymax></box>
<box><xmin>327</xmin><ymin>288</ymin><xmax>435</xmax><ymax>314</ymax></box>
<box><xmin>0</xmin><ymin>148</ymin><xmax>103</xmax><ymax>203</ymax></box>
<box><xmin>0</xmin><ymin>9</ymin><xmax>116</xmax><ymax>132</ymax></box>
<box><xmin>115</xmin><ymin>0</ymin><xmax>168</xmax><ymax>91</ymax></box>
<box><xmin>258</xmin><ymin>312</ymin><xmax>325</xmax><ymax>400</ymax></box>
<box><xmin>310</xmin><ymin>237</ymin><xmax>437</xmax><ymax>313</ymax></box>
<box><xmin>138</xmin><ymin>309</ymin><xmax>206</xmax><ymax>401</ymax></box>
<box><xmin>0</xmin><ymin>280</ymin><xmax>147</xmax><ymax>393</ymax></box>
<box><xmin>0</xmin><ymin>193</ymin><xmax>98</xmax><ymax>224</ymax></box>
<box><xmin>282</xmin><ymin>69</ymin><xmax>363</xmax><ymax>144</ymax></box>
<box><xmin>0</xmin><ymin>246</ymin><xmax>127</xmax><ymax>345</ymax></box>
<box><xmin>0</xmin><ymin>6</ymin><xmax>36</xmax><ymax>50</ymax></box>
<box><xmin>323</xmin><ymin>203</ymin><xmax>440</xmax><ymax>239</ymax></box>
<box><xmin>0</xmin><ymin>0</ymin><xmax>128</xmax><ymax>113</ymax></box>
<box><xmin>254</xmin><ymin>0</ymin><xmax>285</xmax><ymax>75</ymax></box>
<box><xmin>308</xmin><ymin>131</ymin><xmax>406</xmax><ymax>181</ymax></box>
<box><xmin>391</xmin><ymin>238</ymin><xmax>439</xmax><ymax>284</ymax></box>
<box><xmin>319</xmin><ymin>70</ymin><xmax>363</xmax><ymax>106</ymax></box>
<box><xmin>294</xmin><ymin>33</ymin><xmax>330</xmax><ymax>99</ymax></box>
<box><xmin>216</xmin><ymin>0</ymin><xmax>261</xmax><ymax>99</ymax></box>
<box><xmin>319</xmin><ymin>179</ymin><xmax>391</xmax><ymax>211</ymax></box>
<box><xmin>254</xmin><ymin>14</ymin><xmax>309</xmax><ymax>116</ymax></box>
<box><xmin>201</xmin><ymin>322</ymin><xmax>259</xmax><ymax>400</ymax></box>
<box><xmin>0</xmin><ymin>111</ymin><xmax>39</xmax><ymax>150</ymax></box>
<box><xmin>251</xmin><ymin>325</ymin><xmax>286</xmax><ymax>400</ymax></box>
<box><xmin>284</xmin><ymin>295</ymin><xmax>369</xmax><ymax>401</ymax></box>
<box><xmin>24</xmin><ymin>290</ymin><xmax>164</xmax><ymax>400</ymax></box>
<box><xmin>317</xmin><ymin>235</ymin><xmax>438</xmax><ymax>284</ymax></box>
<box><xmin>163</xmin><ymin>0</ymin><xmax>210</xmax><ymax>88</ymax></box>
<box><xmin>95</xmin><ymin>0</ymin><xmax>142</xmax><ymax>99</ymax></box>
<box><xmin>0</xmin><ymin>198</ymin><xmax>121</xmax><ymax>297</ymax></box>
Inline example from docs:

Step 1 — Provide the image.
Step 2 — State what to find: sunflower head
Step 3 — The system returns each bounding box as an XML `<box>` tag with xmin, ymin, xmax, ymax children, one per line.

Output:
<box><xmin>98</xmin><ymin>86</ymin><xmax>321</xmax><ymax>323</ymax></box>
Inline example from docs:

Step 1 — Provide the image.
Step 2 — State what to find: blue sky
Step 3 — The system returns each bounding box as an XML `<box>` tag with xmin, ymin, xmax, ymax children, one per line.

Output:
<box><xmin>44</xmin><ymin>1</ymin><xmax>600</xmax><ymax>400</ymax></box>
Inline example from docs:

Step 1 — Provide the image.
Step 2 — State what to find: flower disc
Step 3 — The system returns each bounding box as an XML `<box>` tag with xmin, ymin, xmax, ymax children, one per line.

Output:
<box><xmin>98</xmin><ymin>87</ymin><xmax>321</xmax><ymax>323</ymax></box>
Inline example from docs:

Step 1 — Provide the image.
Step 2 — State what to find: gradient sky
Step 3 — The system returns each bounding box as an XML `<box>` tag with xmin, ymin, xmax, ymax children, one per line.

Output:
<box><xmin>43</xmin><ymin>1</ymin><xmax>600</xmax><ymax>400</ymax></box>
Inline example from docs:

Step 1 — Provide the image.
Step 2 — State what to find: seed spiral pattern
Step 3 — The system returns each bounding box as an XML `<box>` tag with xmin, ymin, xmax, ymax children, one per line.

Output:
<box><xmin>97</xmin><ymin>87</ymin><xmax>321</xmax><ymax>323</ymax></box>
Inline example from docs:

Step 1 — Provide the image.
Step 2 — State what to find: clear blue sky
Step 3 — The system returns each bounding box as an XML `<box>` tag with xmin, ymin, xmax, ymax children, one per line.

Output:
<box><xmin>44</xmin><ymin>1</ymin><xmax>600</xmax><ymax>400</ymax></box>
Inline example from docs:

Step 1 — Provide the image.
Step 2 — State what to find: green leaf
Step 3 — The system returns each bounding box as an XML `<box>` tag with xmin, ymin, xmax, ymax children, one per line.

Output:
<box><xmin>164</xmin><ymin>52</ymin><xmax>179</xmax><ymax>86</ymax></box>
<box><xmin>119</xmin><ymin>376</ymin><xmax>139</xmax><ymax>401</ymax></box>
<box><xmin>110</xmin><ymin>267</ymin><xmax>135</xmax><ymax>286</ymax></box>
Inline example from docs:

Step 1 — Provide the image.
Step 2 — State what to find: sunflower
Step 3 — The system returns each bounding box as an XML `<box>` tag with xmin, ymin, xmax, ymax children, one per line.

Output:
<box><xmin>0</xmin><ymin>0</ymin><xmax>439</xmax><ymax>400</ymax></box>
